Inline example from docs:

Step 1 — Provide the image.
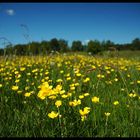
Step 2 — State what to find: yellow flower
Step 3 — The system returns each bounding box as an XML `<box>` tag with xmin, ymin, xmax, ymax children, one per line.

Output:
<box><xmin>32</xmin><ymin>69</ymin><xmax>38</xmax><ymax>73</ymax></box>
<box><xmin>105</xmin><ymin>112</ymin><xmax>111</xmax><ymax>117</ymax></box>
<box><xmin>12</xmin><ymin>86</ymin><xmax>19</xmax><ymax>91</ymax></box>
<box><xmin>74</xmin><ymin>83</ymin><xmax>80</xmax><ymax>87</ymax></box>
<box><xmin>37</xmin><ymin>82</ymin><xmax>53</xmax><ymax>100</ymax></box>
<box><xmin>55</xmin><ymin>100</ymin><xmax>62</xmax><ymax>108</ymax></box>
<box><xmin>67</xmin><ymin>77</ymin><xmax>71</xmax><ymax>81</ymax></box>
<box><xmin>48</xmin><ymin>95</ymin><xmax>56</xmax><ymax>99</ymax></box>
<box><xmin>60</xmin><ymin>70</ymin><xmax>64</xmax><ymax>74</ymax></box>
<box><xmin>133</xmin><ymin>93</ymin><xmax>137</xmax><ymax>97</ymax></box>
<box><xmin>130</xmin><ymin>82</ymin><xmax>134</xmax><ymax>85</ymax></box>
<box><xmin>20</xmin><ymin>67</ymin><xmax>26</xmax><ymax>71</ymax></box>
<box><xmin>97</xmin><ymin>74</ymin><xmax>101</xmax><ymax>78</ymax></box>
<box><xmin>27</xmin><ymin>73</ymin><xmax>31</xmax><ymax>76</ymax></box>
<box><xmin>92</xmin><ymin>65</ymin><xmax>96</xmax><ymax>69</ymax></box>
<box><xmin>54</xmin><ymin>84</ymin><xmax>62</xmax><ymax>94</ymax></box>
<box><xmin>25</xmin><ymin>86</ymin><xmax>29</xmax><ymax>91</ymax></box>
<box><xmin>92</xmin><ymin>96</ymin><xmax>99</xmax><ymax>103</ymax></box>
<box><xmin>15</xmin><ymin>79</ymin><xmax>20</xmax><ymax>83</ymax></box>
<box><xmin>84</xmin><ymin>93</ymin><xmax>89</xmax><ymax>96</ymax></box>
<box><xmin>41</xmin><ymin>79</ymin><xmax>45</xmax><ymax>83</ymax></box>
<box><xmin>76</xmin><ymin>73</ymin><xmax>81</xmax><ymax>77</ymax></box>
<box><xmin>48</xmin><ymin>111</ymin><xmax>59</xmax><ymax>119</ymax></box>
<box><xmin>60</xmin><ymin>90</ymin><xmax>65</xmax><ymax>95</ymax></box>
<box><xmin>61</xmin><ymin>94</ymin><xmax>68</xmax><ymax>98</ymax></box>
<box><xmin>128</xmin><ymin>93</ymin><xmax>134</xmax><ymax>98</ymax></box>
<box><xmin>69</xmin><ymin>99</ymin><xmax>81</xmax><ymax>107</ymax></box>
<box><xmin>17</xmin><ymin>90</ymin><xmax>22</xmax><ymax>94</ymax></box>
<box><xmin>81</xmin><ymin>116</ymin><xmax>87</xmax><ymax>122</ymax></box>
<box><xmin>17</xmin><ymin>74</ymin><xmax>21</xmax><ymax>78</ymax></box>
<box><xmin>45</xmin><ymin>71</ymin><xmax>49</xmax><ymax>75</ymax></box>
<box><xmin>101</xmin><ymin>75</ymin><xmax>105</xmax><ymax>78</ymax></box>
<box><xmin>14</xmin><ymin>71</ymin><xmax>19</xmax><ymax>74</ymax></box>
<box><xmin>70</xmin><ymin>86</ymin><xmax>75</xmax><ymax>91</ymax></box>
<box><xmin>114</xmin><ymin>78</ymin><xmax>118</xmax><ymax>82</ymax></box>
<box><xmin>56</xmin><ymin>79</ymin><xmax>63</xmax><ymax>83</ymax></box>
<box><xmin>79</xmin><ymin>95</ymin><xmax>84</xmax><ymax>99</ymax></box>
<box><xmin>69</xmin><ymin>101</ymin><xmax>73</xmax><ymax>106</ymax></box>
<box><xmin>67</xmin><ymin>92</ymin><xmax>72</xmax><ymax>97</ymax></box>
<box><xmin>113</xmin><ymin>101</ymin><xmax>119</xmax><ymax>105</ymax></box>
<box><xmin>24</xmin><ymin>92</ymin><xmax>31</xmax><ymax>97</ymax></box>
<box><xmin>121</xmin><ymin>88</ymin><xmax>125</xmax><ymax>91</ymax></box>
<box><xmin>79</xmin><ymin>107</ymin><xmax>90</xmax><ymax>116</ymax></box>
<box><xmin>106</xmin><ymin>70</ymin><xmax>110</xmax><ymax>74</ymax></box>
<box><xmin>83</xmin><ymin>77</ymin><xmax>90</xmax><ymax>83</ymax></box>
<box><xmin>0</xmin><ymin>84</ymin><xmax>2</xmax><ymax>88</ymax></box>
<box><xmin>137</xmin><ymin>80</ymin><xmax>140</xmax><ymax>84</ymax></box>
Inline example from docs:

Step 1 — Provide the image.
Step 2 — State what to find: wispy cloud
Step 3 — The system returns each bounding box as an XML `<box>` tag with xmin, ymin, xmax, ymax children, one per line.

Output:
<box><xmin>5</xmin><ymin>9</ymin><xmax>15</xmax><ymax>16</ymax></box>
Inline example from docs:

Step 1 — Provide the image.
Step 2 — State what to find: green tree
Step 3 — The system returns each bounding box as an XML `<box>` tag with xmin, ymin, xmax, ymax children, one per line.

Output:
<box><xmin>13</xmin><ymin>44</ymin><xmax>27</xmax><ymax>55</ymax></box>
<box><xmin>50</xmin><ymin>38</ymin><xmax>60</xmax><ymax>52</ymax></box>
<box><xmin>40</xmin><ymin>40</ymin><xmax>51</xmax><ymax>54</ymax></box>
<box><xmin>58</xmin><ymin>39</ymin><xmax>68</xmax><ymax>52</ymax></box>
<box><xmin>87</xmin><ymin>40</ymin><xmax>101</xmax><ymax>54</ymax></box>
<box><xmin>71</xmin><ymin>40</ymin><xmax>83</xmax><ymax>51</ymax></box>
<box><xmin>29</xmin><ymin>41</ymin><xmax>41</xmax><ymax>55</ymax></box>
<box><xmin>104</xmin><ymin>40</ymin><xmax>114</xmax><ymax>50</ymax></box>
<box><xmin>131</xmin><ymin>38</ymin><xmax>140</xmax><ymax>50</ymax></box>
<box><xmin>0</xmin><ymin>48</ymin><xmax>4</xmax><ymax>56</ymax></box>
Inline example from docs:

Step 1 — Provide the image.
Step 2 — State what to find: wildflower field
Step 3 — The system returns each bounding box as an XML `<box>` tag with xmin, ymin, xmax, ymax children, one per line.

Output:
<box><xmin>0</xmin><ymin>52</ymin><xmax>140</xmax><ymax>137</ymax></box>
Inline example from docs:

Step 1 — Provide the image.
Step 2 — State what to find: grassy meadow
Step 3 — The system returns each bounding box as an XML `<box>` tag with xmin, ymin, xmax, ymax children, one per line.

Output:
<box><xmin>0</xmin><ymin>51</ymin><xmax>140</xmax><ymax>137</ymax></box>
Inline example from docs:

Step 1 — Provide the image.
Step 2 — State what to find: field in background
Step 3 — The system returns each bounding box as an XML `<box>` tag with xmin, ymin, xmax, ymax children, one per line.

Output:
<box><xmin>0</xmin><ymin>51</ymin><xmax>140</xmax><ymax>137</ymax></box>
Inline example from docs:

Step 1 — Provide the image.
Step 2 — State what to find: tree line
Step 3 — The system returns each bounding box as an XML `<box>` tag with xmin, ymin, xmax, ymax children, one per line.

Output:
<box><xmin>0</xmin><ymin>37</ymin><xmax>140</xmax><ymax>56</ymax></box>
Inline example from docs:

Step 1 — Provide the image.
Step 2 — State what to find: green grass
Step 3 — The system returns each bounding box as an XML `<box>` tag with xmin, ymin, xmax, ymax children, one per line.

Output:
<box><xmin>0</xmin><ymin>51</ymin><xmax>140</xmax><ymax>137</ymax></box>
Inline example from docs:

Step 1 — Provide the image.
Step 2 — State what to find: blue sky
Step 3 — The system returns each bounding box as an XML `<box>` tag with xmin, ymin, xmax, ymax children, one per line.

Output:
<box><xmin>0</xmin><ymin>3</ymin><xmax>140</xmax><ymax>48</ymax></box>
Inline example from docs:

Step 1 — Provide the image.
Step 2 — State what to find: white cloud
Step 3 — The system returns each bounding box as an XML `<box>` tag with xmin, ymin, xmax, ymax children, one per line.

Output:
<box><xmin>5</xmin><ymin>9</ymin><xmax>15</xmax><ymax>16</ymax></box>
<box><xmin>82</xmin><ymin>39</ymin><xmax>90</xmax><ymax>45</ymax></box>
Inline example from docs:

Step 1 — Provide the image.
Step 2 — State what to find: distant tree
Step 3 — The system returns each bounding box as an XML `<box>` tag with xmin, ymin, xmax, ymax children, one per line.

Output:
<box><xmin>71</xmin><ymin>40</ymin><xmax>83</xmax><ymax>51</ymax></box>
<box><xmin>58</xmin><ymin>39</ymin><xmax>68</xmax><ymax>52</ymax></box>
<box><xmin>83</xmin><ymin>44</ymin><xmax>87</xmax><ymax>51</ymax></box>
<box><xmin>0</xmin><ymin>48</ymin><xmax>4</xmax><ymax>56</ymax></box>
<box><xmin>104</xmin><ymin>40</ymin><xmax>115</xmax><ymax>50</ymax></box>
<box><xmin>13</xmin><ymin>44</ymin><xmax>27</xmax><ymax>55</ymax></box>
<box><xmin>5</xmin><ymin>44</ymin><xmax>14</xmax><ymax>55</ymax></box>
<box><xmin>29</xmin><ymin>41</ymin><xmax>41</xmax><ymax>55</ymax></box>
<box><xmin>131</xmin><ymin>38</ymin><xmax>140</xmax><ymax>50</ymax></box>
<box><xmin>87</xmin><ymin>40</ymin><xmax>101</xmax><ymax>54</ymax></box>
<box><xmin>40</xmin><ymin>40</ymin><xmax>51</xmax><ymax>54</ymax></box>
<box><xmin>50</xmin><ymin>38</ymin><xmax>60</xmax><ymax>52</ymax></box>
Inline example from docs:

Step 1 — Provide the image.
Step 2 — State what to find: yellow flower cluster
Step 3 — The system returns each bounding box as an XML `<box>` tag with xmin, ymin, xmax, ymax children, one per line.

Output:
<box><xmin>79</xmin><ymin>107</ymin><xmax>90</xmax><ymax>121</ymax></box>
<box><xmin>37</xmin><ymin>82</ymin><xmax>65</xmax><ymax>100</ymax></box>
